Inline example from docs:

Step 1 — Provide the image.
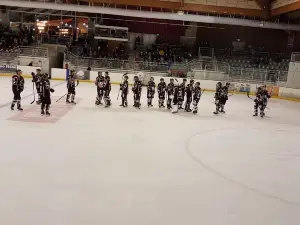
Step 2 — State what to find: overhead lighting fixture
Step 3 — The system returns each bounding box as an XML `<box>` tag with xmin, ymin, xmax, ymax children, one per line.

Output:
<box><xmin>177</xmin><ymin>10</ymin><xmax>184</xmax><ymax>15</ymax></box>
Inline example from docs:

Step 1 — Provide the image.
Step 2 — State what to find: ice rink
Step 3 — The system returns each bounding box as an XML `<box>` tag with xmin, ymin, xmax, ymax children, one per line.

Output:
<box><xmin>0</xmin><ymin>76</ymin><xmax>300</xmax><ymax>225</ymax></box>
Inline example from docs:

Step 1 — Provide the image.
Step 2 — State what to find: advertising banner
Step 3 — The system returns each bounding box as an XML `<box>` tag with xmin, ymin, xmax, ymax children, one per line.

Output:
<box><xmin>0</xmin><ymin>64</ymin><xmax>17</xmax><ymax>74</ymax></box>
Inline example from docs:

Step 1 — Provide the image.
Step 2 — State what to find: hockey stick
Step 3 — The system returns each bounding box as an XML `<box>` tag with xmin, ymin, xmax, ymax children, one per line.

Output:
<box><xmin>30</xmin><ymin>82</ymin><xmax>36</xmax><ymax>104</ymax></box>
<box><xmin>117</xmin><ymin>72</ymin><xmax>128</xmax><ymax>100</ymax></box>
<box><xmin>56</xmin><ymin>93</ymin><xmax>67</xmax><ymax>102</ymax></box>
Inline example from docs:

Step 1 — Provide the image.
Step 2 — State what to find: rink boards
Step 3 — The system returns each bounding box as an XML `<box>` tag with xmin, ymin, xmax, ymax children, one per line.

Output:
<box><xmin>1</xmin><ymin>65</ymin><xmax>300</xmax><ymax>102</ymax></box>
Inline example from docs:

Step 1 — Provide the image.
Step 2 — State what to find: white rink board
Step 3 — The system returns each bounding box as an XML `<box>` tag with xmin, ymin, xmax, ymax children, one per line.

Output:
<box><xmin>48</xmin><ymin>67</ymin><xmax>300</xmax><ymax>100</ymax></box>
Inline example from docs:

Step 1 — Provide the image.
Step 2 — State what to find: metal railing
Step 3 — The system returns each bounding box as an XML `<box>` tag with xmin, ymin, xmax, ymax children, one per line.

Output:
<box><xmin>291</xmin><ymin>52</ymin><xmax>300</xmax><ymax>62</ymax></box>
<box><xmin>18</xmin><ymin>46</ymin><xmax>49</xmax><ymax>58</ymax></box>
<box><xmin>65</xmin><ymin>52</ymin><xmax>288</xmax><ymax>83</ymax></box>
<box><xmin>41</xmin><ymin>34</ymin><xmax>72</xmax><ymax>45</ymax></box>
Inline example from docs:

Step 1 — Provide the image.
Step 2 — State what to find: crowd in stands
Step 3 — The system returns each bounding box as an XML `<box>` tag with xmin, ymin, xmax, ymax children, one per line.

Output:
<box><xmin>0</xmin><ymin>24</ymin><xmax>34</xmax><ymax>54</ymax></box>
<box><xmin>136</xmin><ymin>41</ymin><xmax>192</xmax><ymax>63</ymax></box>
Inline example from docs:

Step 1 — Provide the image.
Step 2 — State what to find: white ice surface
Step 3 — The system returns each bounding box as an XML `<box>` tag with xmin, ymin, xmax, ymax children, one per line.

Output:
<box><xmin>0</xmin><ymin>76</ymin><xmax>300</xmax><ymax>225</ymax></box>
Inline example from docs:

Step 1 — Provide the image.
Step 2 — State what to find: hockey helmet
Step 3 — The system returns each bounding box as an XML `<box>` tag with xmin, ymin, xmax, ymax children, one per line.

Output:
<box><xmin>105</xmin><ymin>71</ymin><xmax>109</xmax><ymax>76</ymax></box>
<box><xmin>124</xmin><ymin>75</ymin><xmax>129</xmax><ymax>80</ymax></box>
<box><xmin>160</xmin><ymin>78</ymin><xmax>164</xmax><ymax>82</ymax></box>
<box><xmin>190</xmin><ymin>79</ymin><xmax>194</xmax><ymax>84</ymax></box>
<box><xmin>225</xmin><ymin>82</ymin><xmax>230</xmax><ymax>86</ymax></box>
<box><xmin>36</xmin><ymin>68</ymin><xmax>41</xmax><ymax>73</ymax></box>
<box><xmin>134</xmin><ymin>75</ymin><xmax>139</xmax><ymax>81</ymax></box>
<box><xmin>98</xmin><ymin>71</ymin><xmax>102</xmax><ymax>76</ymax></box>
<box><xmin>16</xmin><ymin>69</ymin><xmax>22</xmax><ymax>75</ymax></box>
<box><xmin>195</xmin><ymin>81</ymin><xmax>200</xmax><ymax>86</ymax></box>
<box><xmin>150</xmin><ymin>77</ymin><xmax>154</xmax><ymax>81</ymax></box>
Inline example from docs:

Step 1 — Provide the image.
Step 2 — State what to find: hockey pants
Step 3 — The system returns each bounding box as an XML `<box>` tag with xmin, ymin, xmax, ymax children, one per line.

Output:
<box><xmin>158</xmin><ymin>93</ymin><xmax>165</xmax><ymax>107</ymax></box>
<box><xmin>185</xmin><ymin>95</ymin><xmax>192</xmax><ymax>111</ymax></box>
<box><xmin>254</xmin><ymin>101</ymin><xmax>266</xmax><ymax>116</ymax></box>
<box><xmin>95</xmin><ymin>88</ymin><xmax>104</xmax><ymax>104</ymax></box>
<box><xmin>134</xmin><ymin>93</ymin><xmax>141</xmax><ymax>107</ymax></box>
<box><xmin>104</xmin><ymin>90</ymin><xmax>111</xmax><ymax>106</ymax></box>
<box><xmin>147</xmin><ymin>92</ymin><xmax>154</xmax><ymax>106</ymax></box>
<box><xmin>121</xmin><ymin>93</ymin><xmax>128</xmax><ymax>106</ymax></box>
<box><xmin>11</xmin><ymin>89</ymin><xmax>22</xmax><ymax>109</ymax></box>
<box><xmin>67</xmin><ymin>87</ymin><xmax>76</xmax><ymax>102</ymax></box>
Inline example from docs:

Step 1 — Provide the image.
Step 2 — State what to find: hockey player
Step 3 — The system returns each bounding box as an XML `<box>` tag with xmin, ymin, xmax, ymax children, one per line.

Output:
<box><xmin>66</xmin><ymin>70</ymin><xmax>78</xmax><ymax>104</ymax></box>
<box><xmin>31</xmin><ymin>68</ymin><xmax>43</xmax><ymax>104</ymax></box>
<box><xmin>40</xmin><ymin>73</ymin><xmax>55</xmax><ymax>116</ymax></box>
<box><xmin>213</xmin><ymin>82</ymin><xmax>222</xmax><ymax>114</ymax></box>
<box><xmin>192</xmin><ymin>82</ymin><xmax>202</xmax><ymax>114</ymax></box>
<box><xmin>103</xmin><ymin>72</ymin><xmax>111</xmax><ymax>107</ymax></box>
<box><xmin>147</xmin><ymin>77</ymin><xmax>155</xmax><ymax>107</ymax></box>
<box><xmin>119</xmin><ymin>75</ymin><xmax>129</xmax><ymax>107</ymax></box>
<box><xmin>166</xmin><ymin>78</ymin><xmax>175</xmax><ymax>109</ymax></box>
<box><xmin>178</xmin><ymin>78</ymin><xmax>187</xmax><ymax>109</ymax></box>
<box><xmin>172</xmin><ymin>80</ymin><xmax>182</xmax><ymax>113</ymax></box>
<box><xmin>11</xmin><ymin>69</ymin><xmax>24</xmax><ymax>111</ymax></box>
<box><xmin>95</xmin><ymin>72</ymin><xmax>105</xmax><ymax>105</ymax></box>
<box><xmin>253</xmin><ymin>86</ymin><xmax>271</xmax><ymax>117</ymax></box>
<box><xmin>157</xmin><ymin>78</ymin><xmax>167</xmax><ymax>108</ymax></box>
<box><xmin>132</xmin><ymin>75</ymin><xmax>142</xmax><ymax>108</ymax></box>
<box><xmin>185</xmin><ymin>79</ymin><xmax>194</xmax><ymax>112</ymax></box>
<box><xmin>218</xmin><ymin>82</ymin><xmax>230</xmax><ymax>113</ymax></box>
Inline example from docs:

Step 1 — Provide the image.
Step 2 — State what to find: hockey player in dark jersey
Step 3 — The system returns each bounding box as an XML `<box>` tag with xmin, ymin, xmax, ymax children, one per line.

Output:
<box><xmin>95</xmin><ymin>72</ymin><xmax>105</xmax><ymax>105</ymax></box>
<box><xmin>213</xmin><ymin>82</ymin><xmax>222</xmax><ymax>114</ymax></box>
<box><xmin>11</xmin><ymin>69</ymin><xmax>24</xmax><ymax>111</ymax></box>
<box><xmin>178</xmin><ymin>78</ymin><xmax>187</xmax><ymax>109</ymax></box>
<box><xmin>166</xmin><ymin>78</ymin><xmax>175</xmax><ymax>109</ymax></box>
<box><xmin>103</xmin><ymin>72</ymin><xmax>111</xmax><ymax>107</ymax></box>
<box><xmin>157</xmin><ymin>78</ymin><xmax>167</xmax><ymax>108</ymax></box>
<box><xmin>192</xmin><ymin>82</ymin><xmax>202</xmax><ymax>114</ymax></box>
<box><xmin>119</xmin><ymin>75</ymin><xmax>129</xmax><ymax>107</ymax></box>
<box><xmin>40</xmin><ymin>73</ymin><xmax>55</xmax><ymax>116</ymax></box>
<box><xmin>31</xmin><ymin>68</ymin><xmax>43</xmax><ymax>105</ymax></box>
<box><xmin>253</xmin><ymin>86</ymin><xmax>271</xmax><ymax>117</ymax></box>
<box><xmin>147</xmin><ymin>77</ymin><xmax>155</xmax><ymax>107</ymax></box>
<box><xmin>172</xmin><ymin>80</ymin><xmax>182</xmax><ymax>113</ymax></box>
<box><xmin>66</xmin><ymin>70</ymin><xmax>79</xmax><ymax>104</ymax></box>
<box><xmin>132</xmin><ymin>75</ymin><xmax>142</xmax><ymax>108</ymax></box>
<box><xmin>218</xmin><ymin>82</ymin><xmax>230</xmax><ymax>113</ymax></box>
<box><xmin>185</xmin><ymin>79</ymin><xmax>194</xmax><ymax>112</ymax></box>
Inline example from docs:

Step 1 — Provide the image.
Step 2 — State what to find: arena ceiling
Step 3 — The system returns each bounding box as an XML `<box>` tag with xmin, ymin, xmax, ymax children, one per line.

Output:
<box><xmin>1</xmin><ymin>0</ymin><xmax>300</xmax><ymax>21</ymax></box>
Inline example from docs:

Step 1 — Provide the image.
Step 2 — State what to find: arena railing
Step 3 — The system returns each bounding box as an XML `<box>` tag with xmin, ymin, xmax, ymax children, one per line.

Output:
<box><xmin>228</xmin><ymin>67</ymin><xmax>288</xmax><ymax>84</ymax></box>
<box><xmin>18</xmin><ymin>46</ymin><xmax>49</xmax><ymax>58</ymax></box>
<box><xmin>41</xmin><ymin>34</ymin><xmax>72</xmax><ymax>45</ymax></box>
<box><xmin>65</xmin><ymin>52</ymin><xmax>288</xmax><ymax>83</ymax></box>
<box><xmin>291</xmin><ymin>52</ymin><xmax>300</xmax><ymax>62</ymax></box>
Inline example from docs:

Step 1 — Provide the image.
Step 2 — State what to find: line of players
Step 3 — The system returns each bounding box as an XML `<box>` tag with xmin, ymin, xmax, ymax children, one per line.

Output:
<box><xmin>11</xmin><ymin>69</ymin><xmax>271</xmax><ymax>117</ymax></box>
<box><xmin>117</xmin><ymin>74</ymin><xmax>203</xmax><ymax>114</ymax></box>
<box><xmin>94</xmin><ymin>71</ymin><xmax>203</xmax><ymax>113</ymax></box>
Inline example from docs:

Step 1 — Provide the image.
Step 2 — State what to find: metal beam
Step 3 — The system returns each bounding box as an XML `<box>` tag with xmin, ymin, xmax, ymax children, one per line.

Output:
<box><xmin>82</xmin><ymin>0</ymin><xmax>263</xmax><ymax>17</ymax></box>
<box><xmin>271</xmin><ymin>1</ymin><xmax>300</xmax><ymax>16</ymax></box>
<box><xmin>1</xmin><ymin>0</ymin><xmax>300</xmax><ymax>30</ymax></box>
